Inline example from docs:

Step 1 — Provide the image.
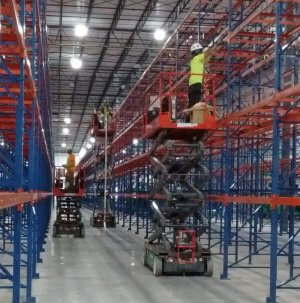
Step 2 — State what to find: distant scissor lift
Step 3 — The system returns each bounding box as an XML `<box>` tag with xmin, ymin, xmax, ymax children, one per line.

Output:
<box><xmin>143</xmin><ymin>72</ymin><xmax>217</xmax><ymax>276</ymax></box>
<box><xmin>53</xmin><ymin>167</ymin><xmax>86</xmax><ymax>238</ymax></box>
<box><xmin>89</xmin><ymin>112</ymin><xmax>116</xmax><ymax>228</ymax></box>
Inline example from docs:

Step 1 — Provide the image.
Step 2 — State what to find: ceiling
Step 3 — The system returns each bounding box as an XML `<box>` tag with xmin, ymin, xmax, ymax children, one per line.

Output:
<box><xmin>47</xmin><ymin>0</ymin><xmax>194</xmax><ymax>154</ymax></box>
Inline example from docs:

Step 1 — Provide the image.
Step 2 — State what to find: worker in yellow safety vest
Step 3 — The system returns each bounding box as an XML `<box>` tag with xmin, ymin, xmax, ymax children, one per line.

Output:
<box><xmin>65</xmin><ymin>149</ymin><xmax>76</xmax><ymax>191</ymax></box>
<box><xmin>188</xmin><ymin>42</ymin><xmax>205</xmax><ymax>109</ymax></box>
<box><xmin>188</xmin><ymin>42</ymin><xmax>217</xmax><ymax>109</ymax></box>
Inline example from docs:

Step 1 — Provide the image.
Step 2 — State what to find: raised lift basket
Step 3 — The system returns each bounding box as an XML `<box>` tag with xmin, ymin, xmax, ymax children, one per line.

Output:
<box><xmin>144</xmin><ymin>72</ymin><xmax>217</xmax><ymax>141</ymax></box>
<box><xmin>53</xmin><ymin>166</ymin><xmax>85</xmax><ymax>197</ymax></box>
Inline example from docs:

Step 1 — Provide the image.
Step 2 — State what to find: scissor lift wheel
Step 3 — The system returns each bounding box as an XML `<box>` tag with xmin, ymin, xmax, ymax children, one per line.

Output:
<box><xmin>153</xmin><ymin>257</ymin><xmax>163</xmax><ymax>276</ymax></box>
<box><xmin>53</xmin><ymin>225</ymin><xmax>58</xmax><ymax>238</ymax></box>
<box><xmin>143</xmin><ymin>249</ymin><xmax>147</xmax><ymax>266</ymax></box>
<box><xmin>204</xmin><ymin>258</ymin><xmax>213</xmax><ymax>277</ymax></box>
<box><xmin>75</xmin><ymin>226</ymin><xmax>85</xmax><ymax>238</ymax></box>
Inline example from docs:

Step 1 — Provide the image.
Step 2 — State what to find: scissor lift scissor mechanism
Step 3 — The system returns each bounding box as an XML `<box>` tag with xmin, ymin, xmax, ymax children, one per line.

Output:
<box><xmin>143</xmin><ymin>130</ymin><xmax>213</xmax><ymax>276</ymax></box>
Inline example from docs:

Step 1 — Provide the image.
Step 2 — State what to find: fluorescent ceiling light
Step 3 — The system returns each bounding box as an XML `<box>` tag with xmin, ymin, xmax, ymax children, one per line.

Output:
<box><xmin>62</xmin><ymin>128</ymin><xmax>69</xmax><ymax>135</ymax></box>
<box><xmin>132</xmin><ymin>138</ymin><xmax>139</xmax><ymax>146</ymax></box>
<box><xmin>70</xmin><ymin>57</ymin><xmax>82</xmax><ymax>69</ymax></box>
<box><xmin>79</xmin><ymin>148</ymin><xmax>87</xmax><ymax>159</ymax></box>
<box><xmin>64</xmin><ymin>117</ymin><xmax>71</xmax><ymax>124</ymax></box>
<box><xmin>154</xmin><ymin>29</ymin><xmax>166</xmax><ymax>41</ymax></box>
<box><xmin>152</xmin><ymin>201</ymin><xmax>159</xmax><ymax>211</ymax></box>
<box><xmin>75</xmin><ymin>24</ymin><xmax>88</xmax><ymax>37</ymax></box>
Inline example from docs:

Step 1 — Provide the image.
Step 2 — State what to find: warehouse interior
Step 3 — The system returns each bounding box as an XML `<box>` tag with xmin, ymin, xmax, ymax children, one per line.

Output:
<box><xmin>1</xmin><ymin>0</ymin><xmax>300</xmax><ymax>302</ymax></box>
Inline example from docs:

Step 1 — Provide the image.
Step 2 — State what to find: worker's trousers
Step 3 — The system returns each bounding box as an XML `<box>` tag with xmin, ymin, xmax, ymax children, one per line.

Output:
<box><xmin>188</xmin><ymin>82</ymin><xmax>203</xmax><ymax>108</ymax></box>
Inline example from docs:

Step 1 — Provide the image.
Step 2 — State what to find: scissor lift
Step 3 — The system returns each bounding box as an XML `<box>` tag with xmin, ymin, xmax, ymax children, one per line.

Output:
<box><xmin>89</xmin><ymin>112</ymin><xmax>116</xmax><ymax>228</ymax></box>
<box><xmin>90</xmin><ymin>174</ymin><xmax>116</xmax><ymax>228</ymax></box>
<box><xmin>53</xmin><ymin>167</ymin><xmax>85</xmax><ymax>237</ymax></box>
<box><xmin>53</xmin><ymin>197</ymin><xmax>85</xmax><ymax>238</ymax></box>
<box><xmin>143</xmin><ymin>72</ymin><xmax>216</xmax><ymax>276</ymax></box>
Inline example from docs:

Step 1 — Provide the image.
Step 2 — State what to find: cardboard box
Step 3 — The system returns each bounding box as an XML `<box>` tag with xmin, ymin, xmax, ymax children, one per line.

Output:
<box><xmin>184</xmin><ymin>102</ymin><xmax>214</xmax><ymax>124</ymax></box>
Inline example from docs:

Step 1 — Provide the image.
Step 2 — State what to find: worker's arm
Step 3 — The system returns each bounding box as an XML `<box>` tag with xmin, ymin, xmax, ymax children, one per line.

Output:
<box><xmin>204</xmin><ymin>44</ymin><xmax>219</xmax><ymax>64</ymax></box>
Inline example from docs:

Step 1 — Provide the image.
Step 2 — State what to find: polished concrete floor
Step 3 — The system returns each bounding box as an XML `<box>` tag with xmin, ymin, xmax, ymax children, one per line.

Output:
<box><xmin>30</xmin><ymin>210</ymin><xmax>298</xmax><ymax>303</ymax></box>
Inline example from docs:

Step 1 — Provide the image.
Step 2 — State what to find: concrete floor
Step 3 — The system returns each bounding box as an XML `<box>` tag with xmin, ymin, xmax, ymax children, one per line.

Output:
<box><xmin>30</xmin><ymin>209</ymin><xmax>299</xmax><ymax>303</ymax></box>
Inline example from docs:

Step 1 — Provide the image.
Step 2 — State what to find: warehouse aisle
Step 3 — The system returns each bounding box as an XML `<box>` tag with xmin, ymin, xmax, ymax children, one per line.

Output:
<box><xmin>32</xmin><ymin>210</ymin><xmax>288</xmax><ymax>303</ymax></box>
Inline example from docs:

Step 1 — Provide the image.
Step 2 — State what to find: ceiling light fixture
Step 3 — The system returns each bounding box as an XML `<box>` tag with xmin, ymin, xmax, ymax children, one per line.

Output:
<box><xmin>90</xmin><ymin>137</ymin><xmax>96</xmax><ymax>143</ymax></box>
<box><xmin>154</xmin><ymin>29</ymin><xmax>166</xmax><ymax>41</ymax></box>
<box><xmin>61</xmin><ymin>142</ymin><xmax>66</xmax><ymax>148</ymax></box>
<box><xmin>62</xmin><ymin>128</ymin><xmax>69</xmax><ymax>135</ymax></box>
<box><xmin>64</xmin><ymin>117</ymin><xmax>71</xmax><ymax>124</ymax></box>
<box><xmin>79</xmin><ymin>148</ymin><xmax>87</xmax><ymax>159</ymax></box>
<box><xmin>74</xmin><ymin>24</ymin><xmax>88</xmax><ymax>38</ymax></box>
<box><xmin>87</xmin><ymin>143</ymin><xmax>92</xmax><ymax>149</ymax></box>
<box><xmin>70</xmin><ymin>57</ymin><xmax>82</xmax><ymax>69</ymax></box>
<box><xmin>132</xmin><ymin>138</ymin><xmax>139</xmax><ymax>146</ymax></box>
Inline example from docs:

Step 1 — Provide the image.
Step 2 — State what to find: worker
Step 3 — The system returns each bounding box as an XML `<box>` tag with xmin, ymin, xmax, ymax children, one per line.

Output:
<box><xmin>98</xmin><ymin>105</ymin><xmax>113</xmax><ymax>129</ymax></box>
<box><xmin>188</xmin><ymin>43</ymin><xmax>206</xmax><ymax>110</ymax></box>
<box><xmin>65</xmin><ymin>149</ymin><xmax>76</xmax><ymax>192</ymax></box>
<box><xmin>186</xmin><ymin>42</ymin><xmax>217</xmax><ymax>122</ymax></box>
<box><xmin>188</xmin><ymin>42</ymin><xmax>217</xmax><ymax>109</ymax></box>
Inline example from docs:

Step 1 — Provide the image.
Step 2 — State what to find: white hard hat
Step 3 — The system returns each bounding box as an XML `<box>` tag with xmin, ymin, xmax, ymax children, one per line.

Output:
<box><xmin>191</xmin><ymin>43</ymin><xmax>203</xmax><ymax>52</ymax></box>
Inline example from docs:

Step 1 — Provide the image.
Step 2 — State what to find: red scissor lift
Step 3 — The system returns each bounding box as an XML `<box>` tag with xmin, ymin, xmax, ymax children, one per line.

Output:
<box><xmin>144</xmin><ymin>72</ymin><xmax>217</xmax><ymax>140</ymax></box>
<box><xmin>90</xmin><ymin>112</ymin><xmax>116</xmax><ymax>139</ymax></box>
<box><xmin>52</xmin><ymin>167</ymin><xmax>86</xmax><ymax>238</ymax></box>
<box><xmin>89</xmin><ymin>113</ymin><xmax>117</xmax><ymax>228</ymax></box>
<box><xmin>143</xmin><ymin>72</ymin><xmax>216</xmax><ymax>276</ymax></box>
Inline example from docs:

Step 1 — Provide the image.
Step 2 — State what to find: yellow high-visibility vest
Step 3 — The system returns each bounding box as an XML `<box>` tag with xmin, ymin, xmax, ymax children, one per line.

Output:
<box><xmin>66</xmin><ymin>154</ymin><xmax>76</xmax><ymax>173</ymax></box>
<box><xmin>189</xmin><ymin>53</ymin><xmax>205</xmax><ymax>86</ymax></box>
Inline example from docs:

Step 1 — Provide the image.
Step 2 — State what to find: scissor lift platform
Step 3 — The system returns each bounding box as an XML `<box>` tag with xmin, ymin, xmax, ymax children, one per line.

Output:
<box><xmin>144</xmin><ymin>116</ymin><xmax>216</xmax><ymax>141</ymax></box>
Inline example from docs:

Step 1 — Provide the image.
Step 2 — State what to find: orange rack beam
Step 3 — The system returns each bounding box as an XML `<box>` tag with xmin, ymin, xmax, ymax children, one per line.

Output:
<box><xmin>0</xmin><ymin>191</ymin><xmax>52</xmax><ymax>210</ymax></box>
<box><xmin>207</xmin><ymin>195</ymin><xmax>300</xmax><ymax>207</ymax></box>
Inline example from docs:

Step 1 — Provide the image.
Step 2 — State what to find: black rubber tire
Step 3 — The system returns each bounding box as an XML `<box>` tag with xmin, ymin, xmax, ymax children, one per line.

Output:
<box><xmin>153</xmin><ymin>257</ymin><xmax>163</xmax><ymax>276</ymax></box>
<box><xmin>204</xmin><ymin>258</ymin><xmax>213</xmax><ymax>277</ymax></box>
<box><xmin>53</xmin><ymin>226</ymin><xmax>58</xmax><ymax>238</ymax></box>
<box><xmin>143</xmin><ymin>249</ymin><xmax>147</xmax><ymax>266</ymax></box>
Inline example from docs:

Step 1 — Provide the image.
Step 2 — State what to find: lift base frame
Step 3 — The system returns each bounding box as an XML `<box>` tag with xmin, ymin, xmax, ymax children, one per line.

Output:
<box><xmin>90</xmin><ymin>211</ymin><xmax>116</xmax><ymax>228</ymax></box>
<box><xmin>53</xmin><ymin>197</ymin><xmax>85</xmax><ymax>238</ymax></box>
<box><xmin>143</xmin><ymin>243</ymin><xmax>213</xmax><ymax>276</ymax></box>
<box><xmin>53</xmin><ymin>221</ymin><xmax>85</xmax><ymax>238</ymax></box>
